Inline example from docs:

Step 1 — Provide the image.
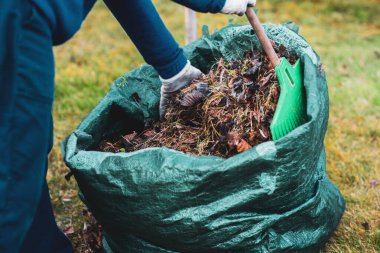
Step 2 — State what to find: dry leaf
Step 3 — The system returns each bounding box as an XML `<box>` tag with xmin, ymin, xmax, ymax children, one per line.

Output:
<box><xmin>122</xmin><ymin>131</ymin><xmax>138</xmax><ymax>146</ymax></box>
<box><xmin>248</xmin><ymin>131</ymin><xmax>256</xmax><ymax>142</ymax></box>
<box><xmin>227</xmin><ymin>133</ymin><xmax>240</xmax><ymax>150</ymax></box>
<box><xmin>180</xmin><ymin>91</ymin><xmax>205</xmax><ymax>107</ymax></box>
<box><xmin>143</xmin><ymin>130</ymin><xmax>156</xmax><ymax>139</ymax></box>
<box><xmin>64</xmin><ymin>226</ymin><xmax>75</xmax><ymax>236</ymax></box>
<box><xmin>237</xmin><ymin>139</ymin><xmax>252</xmax><ymax>153</ymax></box>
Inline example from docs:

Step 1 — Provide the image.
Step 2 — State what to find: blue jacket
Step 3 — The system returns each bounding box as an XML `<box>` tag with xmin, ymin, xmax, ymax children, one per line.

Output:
<box><xmin>31</xmin><ymin>0</ymin><xmax>226</xmax><ymax>45</ymax></box>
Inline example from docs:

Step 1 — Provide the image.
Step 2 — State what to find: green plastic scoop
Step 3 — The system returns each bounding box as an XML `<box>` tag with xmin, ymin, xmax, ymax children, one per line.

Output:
<box><xmin>246</xmin><ymin>8</ymin><xmax>307</xmax><ymax>140</ymax></box>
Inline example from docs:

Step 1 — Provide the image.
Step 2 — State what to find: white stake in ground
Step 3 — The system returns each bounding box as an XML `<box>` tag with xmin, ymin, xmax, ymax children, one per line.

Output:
<box><xmin>185</xmin><ymin>8</ymin><xmax>197</xmax><ymax>44</ymax></box>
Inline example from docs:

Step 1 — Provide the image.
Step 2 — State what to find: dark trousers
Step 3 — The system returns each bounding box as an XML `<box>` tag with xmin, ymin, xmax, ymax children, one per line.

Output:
<box><xmin>0</xmin><ymin>1</ymin><xmax>72</xmax><ymax>252</ymax></box>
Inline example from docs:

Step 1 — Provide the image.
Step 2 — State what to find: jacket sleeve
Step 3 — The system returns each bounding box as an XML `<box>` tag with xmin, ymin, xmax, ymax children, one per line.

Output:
<box><xmin>172</xmin><ymin>0</ymin><xmax>226</xmax><ymax>13</ymax></box>
<box><xmin>103</xmin><ymin>0</ymin><xmax>188</xmax><ymax>78</ymax></box>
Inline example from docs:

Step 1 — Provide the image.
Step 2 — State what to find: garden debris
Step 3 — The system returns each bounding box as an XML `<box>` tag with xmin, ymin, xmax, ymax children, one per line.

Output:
<box><xmin>131</xmin><ymin>92</ymin><xmax>141</xmax><ymax>103</ymax></box>
<box><xmin>99</xmin><ymin>49</ymin><xmax>297</xmax><ymax>158</ymax></box>
<box><xmin>65</xmin><ymin>207</ymin><xmax>103</xmax><ymax>253</ymax></box>
<box><xmin>361</xmin><ymin>221</ymin><xmax>371</xmax><ymax>231</ymax></box>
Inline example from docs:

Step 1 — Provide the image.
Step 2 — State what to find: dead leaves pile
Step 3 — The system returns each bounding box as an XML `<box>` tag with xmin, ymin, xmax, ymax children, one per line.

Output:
<box><xmin>100</xmin><ymin>49</ymin><xmax>297</xmax><ymax>158</ymax></box>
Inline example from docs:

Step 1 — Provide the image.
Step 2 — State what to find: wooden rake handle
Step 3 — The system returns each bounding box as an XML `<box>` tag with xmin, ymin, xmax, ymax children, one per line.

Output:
<box><xmin>245</xmin><ymin>7</ymin><xmax>280</xmax><ymax>68</ymax></box>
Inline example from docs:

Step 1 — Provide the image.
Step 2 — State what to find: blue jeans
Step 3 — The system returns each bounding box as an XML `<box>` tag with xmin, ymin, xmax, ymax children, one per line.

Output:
<box><xmin>0</xmin><ymin>1</ymin><xmax>72</xmax><ymax>252</ymax></box>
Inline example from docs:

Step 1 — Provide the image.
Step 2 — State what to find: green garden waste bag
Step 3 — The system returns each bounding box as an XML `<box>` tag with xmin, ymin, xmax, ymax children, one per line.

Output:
<box><xmin>62</xmin><ymin>23</ymin><xmax>345</xmax><ymax>253</ymax></box>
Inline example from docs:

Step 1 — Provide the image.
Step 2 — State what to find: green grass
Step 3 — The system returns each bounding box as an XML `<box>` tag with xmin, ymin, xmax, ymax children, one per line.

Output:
<box><xmin>50</xmin><ymin>0</ymin><xmax>380</xmax><ymax>252</ymax></box>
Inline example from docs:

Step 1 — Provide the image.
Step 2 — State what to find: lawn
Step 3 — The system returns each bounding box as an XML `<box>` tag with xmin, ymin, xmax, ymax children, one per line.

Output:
<box><xmin>50</xmin><ymin>0</ymin><xmax>380</xmax><ymax>252</ymax></box>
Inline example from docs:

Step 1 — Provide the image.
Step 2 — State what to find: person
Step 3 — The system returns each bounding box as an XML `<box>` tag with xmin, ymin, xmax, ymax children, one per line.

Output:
<box><xmin>0</xmin><ymin>0</ymin><xmax>256</xmax><ymax>252</ymax></box>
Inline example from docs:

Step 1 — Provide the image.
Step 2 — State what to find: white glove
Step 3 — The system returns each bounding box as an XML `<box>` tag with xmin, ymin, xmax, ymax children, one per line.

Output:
<box><xmin>159</xmin><ymin>61</ymin><xmax>202</xmax><ymax>120</ymax></box>
<box><xmin>221</xmin><ymin>0</ymin><xmax>257</xmax><ymax>16</ymax></box>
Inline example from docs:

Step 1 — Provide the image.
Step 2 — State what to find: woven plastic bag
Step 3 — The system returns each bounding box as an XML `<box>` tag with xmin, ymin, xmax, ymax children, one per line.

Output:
<box><xmin>62</xmin><ymin>23</ymin><xmax>345</xmax><ymax>253</ymax></box>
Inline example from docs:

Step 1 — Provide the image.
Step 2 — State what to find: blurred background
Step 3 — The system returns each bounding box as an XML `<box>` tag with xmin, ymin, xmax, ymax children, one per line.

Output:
<box><xmin>49</xmin><ymin>0</ymin><xmax>380</xmax><ymax>252</ymax></box>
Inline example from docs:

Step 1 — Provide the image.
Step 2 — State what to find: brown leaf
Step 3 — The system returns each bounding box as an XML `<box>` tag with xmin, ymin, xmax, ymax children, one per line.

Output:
<box><xmin>217</xmin><ymin>57</ymin><xmax>225</xmax><ymax>70</ymax></box>
<box><xmin>142</xmin><ymin>130</ymin><xmax>156</xmax><ymax>139</ymax></box>
<box><xmin>122</xmin><ymin>131</ymin><xmax>138</xmax><ymax>145</ymax></box>
<box><xmin>99</xmin><ymin>140</ymin><xmax>118</xmax><ymax>152</ymax></box>
<box><xmin>271</xmin><ymin>83</ymin><xmax>280</xmax><ymax>101</ymax></box>
<box><xmin>259</xmin><ymin>72</ymin><xmax>274</xmax><ymax>87</ymax></box>
<box><xmin>248</xmin><ymin>131</ymin><xmax>256</xmax><ymax>142</ymax></box>
<box><xmin>208</xmin><ymin>70</ymin><xmax>216</xmax><ymax>83</ymax></box>
<box><xmin>64</xmin><ymin>226</ymin><xmax>75</xmax><ymax>236</ymax></box>
<box><xmin>182</xmin><ymin>139</ymin><xmax>196</xmax><ymax>144</ymax></box>
<box><xmin>180</xmin><ymin>91</ymin><xmax>205</xmax><ymax>107</ymax></box>
<box><xmin>237</xmin><ymin>139</ymin><xmax>252</xmax><ymax>153</ymax></box>
<box><xmin>243</xmin><ymin>63</ymin><xmax>262</xmax><ymax>79</ymax></box>
<box><xmin>227</xmin><ymin>133</ymin><xmax>240</xmax><ymax>150</ymax></box>
<box><xmin>228</xmin><ymin>76</ymin><xmax>243</xmax><ymax>88</ymax></box>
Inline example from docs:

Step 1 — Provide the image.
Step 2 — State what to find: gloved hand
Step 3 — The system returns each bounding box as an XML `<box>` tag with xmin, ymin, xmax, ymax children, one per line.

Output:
<box><xmin>221</xmin><ymin>0</ymin><xmax>257</xmax><ymax>16</ymax></box>
<box><xmin>159</xmin><ymin>61</ymin><xmax>202</xmax><ymax>120</ymax></box>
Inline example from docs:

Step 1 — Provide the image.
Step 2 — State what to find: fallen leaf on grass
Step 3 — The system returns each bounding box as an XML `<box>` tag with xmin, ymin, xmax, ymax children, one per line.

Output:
<box><xmin>64</xmin><ymin>226</ymin><xmax>75</xmax><ymax>236</ymax></box>
<box><xmin>361</xmin><ymin>221</ymin><xmax>371</xmax><ymax>230</ymax></box>
<box><xmin>180</xmin><ymin>91</ymin><xmax>205</xmax><ymax>107</ymax></box>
